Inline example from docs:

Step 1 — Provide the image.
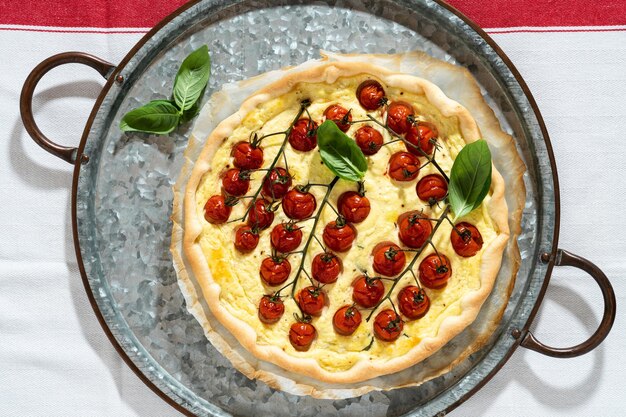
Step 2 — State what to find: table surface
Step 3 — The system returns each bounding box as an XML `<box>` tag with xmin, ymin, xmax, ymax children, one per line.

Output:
<box><xmin>1</xmin><ymin>1</ymin><xmax>625</xmax><ymax>416</ymax></box>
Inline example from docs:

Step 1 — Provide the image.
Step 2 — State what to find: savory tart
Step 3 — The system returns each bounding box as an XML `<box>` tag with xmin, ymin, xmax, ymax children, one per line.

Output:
<box><xmin>172</xmin><ymin>53</ymin><xmax>524</xmax><ymax>394</ymax></box>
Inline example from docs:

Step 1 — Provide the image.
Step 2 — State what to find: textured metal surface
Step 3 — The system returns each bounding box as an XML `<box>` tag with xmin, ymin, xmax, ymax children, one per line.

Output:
<box><xmin>72</xmin><ymin>1</ymin><xmax>556</xmax><ymax>416</ymax></box>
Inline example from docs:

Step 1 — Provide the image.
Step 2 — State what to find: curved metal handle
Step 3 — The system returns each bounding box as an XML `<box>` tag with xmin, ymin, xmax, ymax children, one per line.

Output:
<box><xmin>521</xmin><ymin>249</ymin><xmax>616</xmax><ymax>358</ymax></box>
<box><xmin>20</xmin><ymin>52</ymin><xmax>116</xmax><ymax>164</ymax></box>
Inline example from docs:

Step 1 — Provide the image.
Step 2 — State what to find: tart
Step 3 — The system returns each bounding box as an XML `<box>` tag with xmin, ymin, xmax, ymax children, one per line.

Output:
<box><xmin>172</xmin><ymin>52</ymin><xmax>525</xmax><ymax>397</ymax></box>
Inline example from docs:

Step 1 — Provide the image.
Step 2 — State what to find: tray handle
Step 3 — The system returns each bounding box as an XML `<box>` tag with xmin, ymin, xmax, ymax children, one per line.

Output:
<box><xmin>20</xmin><ymin>52</ymin><xmax>116</xmax><ymax>164</ymax></box>
<box><xmin>519</xmin><ymin>249</ymin><xmax>616</xmax><ymax>358</ymax></box>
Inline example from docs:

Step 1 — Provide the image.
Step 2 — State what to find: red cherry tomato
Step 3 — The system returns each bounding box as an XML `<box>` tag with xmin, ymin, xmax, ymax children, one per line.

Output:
<box><xmin>262</xmin><ymin>167</ymin><xmax>292</xmax><ymax>200</ymax></box>
<box><xmin>259</xmin><ymin>256</ymin><xmax>291</xmax><ymax>286</ymax></box>
<box><xmin>397</xmin><ymin>211</ymin><xmax>433</xmax><ymax>248</ymax></box>
<box><xmin>450</xmin><ymin>222</ymin><xmax>484</xmax><ymax>257</ymax></box>
<box><xmin>282</xmin><ymin>189</ymin><xmax>317</xmax><ymax>220</ymax></box>
<box><xmin>232</xmin><ymin>141</ymin><xmax>263</xmax><ymax>170</ymax></box>
<box><xmin>405</xmin><ymin>122</ymin><xmax>438</xmax><ymax>156</ymax></box>
<box><xmin>386</xmin><ymin>101</ymin><xmax>414</xmax><ymax>134</ymax></box>
<box><xmin>234</xmin><ymin>224</ymin><xmax>259</xmax><ymax>253</ymax></box>
<box><xmin>324</xmin><ymin>104</ymin><xmax>352</xmax><ymax>133</ymax></box>
<box><xmin>247</xmin><ymin>198</ymin><xmax>275</xmax><ymax>230</ymax></box>
<box><xmin>322</xmin><ymin>221</ymin><xmax>357</xmax><ymax>252</ymax></box>
<box><xmin>338</xmin><ymin>191</ymin><xmax>371</xmax><ymax>223</ymax></box>
<box><xmin>373</xmin><ymin>309</ymin><xmax>404</xmax><ymax>342</ymax></box>
<box><xmin>289</xmin><ymin>119</ymin><xmax>318</xmax><ymax>151</ymax></box>
<box><xmin>397</xmin><ymin>286</ymin><xmax>430</xmax><ymax>320</ymax></box>
<box><xmin>419</xmin><ymin>254</ymin><xmax>452</xmax><ymax>288</ymax></box>
<box><xmin>203</xmin><ymin>194</ymin><xmax>232</xmax><ymax>224</ymax></box>
<box><xmin>270</xmin><ymin>223</ymin><xmax>303</xmax><ymax>252</ymax></box>
<box><xmin>258</xmin><ymin>295</ymin><xmax>284</xmax><ymax>324</ymax></box>
<box><xmin>416</xmin><ymin>174</ymin><xmax>448</xmax><ymax>203</ymax></box>
<box><xmin>222</xmin><ymin>168</ymin><xmax>250</xmax><ymax>196</ymax></box>
<box><xmin>352</xmin><ymin>275</ymin><xmax>385</xmax><ymax>308</ymax></box>
<box><xmin>372</xmin><ymin>242</ymin><xmax>406</xmax><ymax>276</ymax></box>
<box><xmin>311</xmin><ymin>252</ymin><xmax>342</xmax><ymax>284</ymax></box>
<box><xmin>356</xmin><ymin>80</ymin><xmax>386</xmax><ymax>111</ymax></box>
<box><xmin>388</xmin><ymin>152</ymin><xmax>420</xmax><ymax>182</ymax></box>
<box><xmin>289</xmin><ymin>321</ymin><xmax>316</xmax><ymax>351</ymax></box>
<box><xmin>333</xmin><ymin>306</ymin><xmax>362</xmax><ymax>336</ymax></box>
<box><xmin>297</xmin><ymin>286</ymin><xmax>326</xmax><ymax>316</ymax></box>
<box><xmin>354</xmin><ymin>125</ymin><xmax>384</xmax><ymax>155</ymax></box>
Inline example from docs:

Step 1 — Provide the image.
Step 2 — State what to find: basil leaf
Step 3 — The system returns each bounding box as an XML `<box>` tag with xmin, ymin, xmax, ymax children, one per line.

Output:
<box><xmin>179</xmin><ymin>83</ymin><xmax>206</xmax><ymax>123</ymax></box>
<box><xmin>119</xmin><ymin>100</ymin><xmax>180</xmax><ymax>134</ymax></box>
<box><xmin>119</xmin><ymin>46</ymin><xmax>210</xmax><ymax>135</ymax></box>
<box><xmin>172</xmin><ymin>45</ymin><xmax>211</xmax><ymax>112</ymax></box>
<box><xmin>317</xmin><ymin>120</ymin><xmax>367</xmax><ymax>182</ymax></box>
<box><xmin>448</xmin><ymin>139</ymin><xmax>492</xmax><ymax>220</ymax></box>
<box><xmin>180</xmin><ymin>101</ymin><xmax>201</xmax><ymax>123</ymax></box>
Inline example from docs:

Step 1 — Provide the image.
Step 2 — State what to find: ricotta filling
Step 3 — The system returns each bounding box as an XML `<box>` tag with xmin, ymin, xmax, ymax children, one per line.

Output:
<box><xmin>194</xmin><ymin>76</ymin><xmax>497</xmax><ymax>372</ymax></box>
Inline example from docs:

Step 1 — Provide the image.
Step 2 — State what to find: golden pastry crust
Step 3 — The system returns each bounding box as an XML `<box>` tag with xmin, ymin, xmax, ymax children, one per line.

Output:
<box><xmin>176</xmin><ymin>59</ymin><xmax>518</xmax><ymax>386</ymax></box>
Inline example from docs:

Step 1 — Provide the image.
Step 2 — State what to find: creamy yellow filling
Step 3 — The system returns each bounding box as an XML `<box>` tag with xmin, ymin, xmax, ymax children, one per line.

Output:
<box><xmin>195</xmin><ymin>76</ymin><xmax>497</xmax><ymax>372</ymax></box>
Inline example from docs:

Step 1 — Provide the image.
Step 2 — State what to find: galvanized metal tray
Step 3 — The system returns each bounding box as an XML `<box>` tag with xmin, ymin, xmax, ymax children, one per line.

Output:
<box><xmin>20</xmin><ymin>0</ymin><xmax>615</xmax><ymax>416</ymax></box>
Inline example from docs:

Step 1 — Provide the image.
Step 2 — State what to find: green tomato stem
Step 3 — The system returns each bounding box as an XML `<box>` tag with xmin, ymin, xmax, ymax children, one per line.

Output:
<box><xmin>366</xmin><ymin>205</ymin><xmax>451</xmax><ymax>321</ymax></box>
<box><xmin>290</xmin><ymin>176</ymin><xmax>340</xmax><ymax>298</ymax></box>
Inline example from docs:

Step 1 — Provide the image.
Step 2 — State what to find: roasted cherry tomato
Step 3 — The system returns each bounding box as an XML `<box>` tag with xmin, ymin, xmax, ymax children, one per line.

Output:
<box><xmin>397</xmin><ymin>286</ymin><xmax>430</xmax><ymax>320</ymax></box>
<box><xmin>289</xmin><ymin>321</ymin><xmax>316</xmax><ymax>351</ymax></box>
<box><xmin>324</xmin><ymin>104</ymin><xmax>352</xmax><ymax>133</ymax></box>
<box><xmin>352</xmin><ymin>275</ymin><xmax>385</xmax><ymax>308</ymax></box>
<box><xmin>333</xmin><ymin>306</ymin><xmax>362</xmax><ymax>336</ymax></box>
<box><xmin>388</xmin><ymin>152</ymin><xmax>420</xmax><ymax>182</ymax></box>
<box><xmin>270</xmin><ymin>223</ymin><xmax>303</xmax><ymax>252</ymax></box>
<box><xmin>372</xmin><ymin>242</ymin><xmax>406</xmax><ymax>276</ymax></box>
<box><xmin>311</xmin><ymin>252</ymin><xmax>342</xmax><ymax>284</ymax></box>
<box><xmin>222</xmin><ymin>168</ymin><xmax>250</xmax><ymax>196</ymax></box>
<box><xmin>338</xmin><ymin>191</ymin><xmax>371</xmax><ymax>223</ymax></box>
<box><xmin>259</xmin><ymin>256</ymin><xmax>291</xmax><ymax>286</ymax></box>
<box><xmin>373</xmin><ymin>309</ymin><xmax>404</xmax><ymax>342</ymax></box>
<box><xmin>258</xmin><ymin>294</ymin><xmax>284</xmax><ymax>324</ymax></box>
<box><xmin>450</xmin><ymin>222</ymin><xmax>483</xmax><ymax>257</ymax></box>
<box><xmin>397</xmin><ymin>211</ymin><xmax>433</xmax><ymax>248</ymax></box>
<box><xmin>419</xmin><ymin>254</ymin><xmax>452</xmax><ymax>288</ymax></box>
<box><xmin>289</xmin><ymin>119</ymin><xmax>318</xmax><ymax>152</ymax></box>
<box><xmin>282</xmin><ymin>188</ymin><xmax>317</xmax><ymax>220</ymax></box>
<box><xmin>386</xmin><ymin>101</ymin><xmax>414</xmax><ymax>134</ymax></box>
<box><xmin>203</xmin><ymin>194</ymin><xmax>233</xmax><ymax>224</ymax></box>
<box><xmin>322</xmin><ymin>221</ymin><xmax>357</xmax><ymax>252</ymax></box>
<box><xmin>354</xmin><ymin>125</ymin><xmax>384</xmax><ymax>156</ymax></box>
<box><xmin>405</xmin><ymin>122</ymin><xmax>438</xmax><ymax>156</ymax></box>
<box><xmin>297</xmin><ymin>286</ymin><xmax>326</xmax><ymax>316</ymax></box>
<box><xmin>232</xmin><ymin>141</ymin><xmax>263</xmax><ymax>170</ymax></box>
<box><xmin>234</xmin><ymin>224</ymin><xmax>259</xmax><ymax>253</ymax></box>
<box><xmin>416</xmin><ymin>174</ymin><xmax>448</xmax><ymax>203</ymax></box>
<box><xmin>262</xmin><ymin>167</ymin><xmax>292</xmax><ymax>200</ymax></box>
<box><xmin>247</xmin><ymin>198</ymin><xmax>275</xmax><ymax>230</ymax></box>
<box><xmin>356</xmin><ymin>80</ymin><xmax>386</xmax><ymax>111</ymax></box>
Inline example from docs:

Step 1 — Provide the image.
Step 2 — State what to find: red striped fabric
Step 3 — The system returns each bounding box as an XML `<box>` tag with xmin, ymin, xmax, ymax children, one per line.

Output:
<box><xmin>449</xmin><ymin>0</ymin><xmax>626</xmax><ymax>28</ymax></box>
<box><xmin>2</xmin><ymin>0</ymin><xmax>625</xmax><ymax>29</ymax></box>
<box><xmin>1</xmin><ymin>0</ymin><xmax>188</xmax><ymax>28</ymax></box>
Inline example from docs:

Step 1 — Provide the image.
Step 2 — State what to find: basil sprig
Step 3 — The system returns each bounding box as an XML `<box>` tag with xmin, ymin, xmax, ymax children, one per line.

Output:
<box><xmin>119</xmin><ymin>100</ymin><xmax>180</xmax><ymax>135</ymax></box>
<box><xmin>448</xmin><ymin>139</ymin><xmax>492</xmax><ymax>220</ymax></box>
<box><xmin>120</xmin><ymin>45</ymin><xmax>211</xmax><ymax>135</ymax></box>
<box><xmin>317</xmin><ymin>120</ymin><xmax>368</xmax><ymax>182</ymax></box>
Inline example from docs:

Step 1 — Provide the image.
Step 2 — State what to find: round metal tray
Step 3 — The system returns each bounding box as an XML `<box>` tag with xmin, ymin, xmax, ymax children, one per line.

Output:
<box><xmin>20</xmin><ymin>0</ymin><xmax>615</xmax><ymax>416</ymax></box>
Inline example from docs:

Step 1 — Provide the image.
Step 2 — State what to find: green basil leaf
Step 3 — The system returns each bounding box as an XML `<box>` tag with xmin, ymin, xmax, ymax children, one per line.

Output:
<box><xmin>448</xmin><ymin>139</ymin><xmax>492</xmax><ymax>220</ymax></box>
<box><xmin>119</xmin><ymin>100</ymin><xmax>180</xmax><ymax>134</ymax></box>
<box><xmin>180</xmin><ymin>102</ymin><xmax>200</xmax><ymax>123</ymax></box>
<box><xmin>179</xmin><ymin>84</ymin><xmax>206</xmax><ymax>123</ymax></box>
<box><xmin>172</xmin><ymin>45</ymin><xmax>211</xmax><ymax>112</ymax></box>
<box><xmin>317</xmin><ymin>120</ymin><xmax>367</xmax><ymax>182</ymax></box>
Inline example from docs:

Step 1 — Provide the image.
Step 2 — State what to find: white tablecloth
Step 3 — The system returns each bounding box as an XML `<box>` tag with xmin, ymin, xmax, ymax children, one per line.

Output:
<box><xmin>1</xmin><ymin>6</ymin><xmax>625</xmax><ymax>417</ymax></box>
